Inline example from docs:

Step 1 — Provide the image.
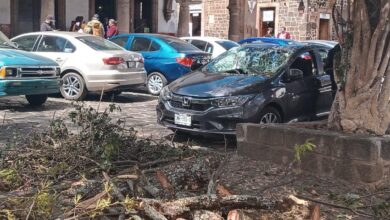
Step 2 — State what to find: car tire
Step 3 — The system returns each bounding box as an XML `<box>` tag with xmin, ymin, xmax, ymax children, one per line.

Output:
<box><xmin>26</xmin><ymin>94</ymin><xmax>48</xmax><ymax>106</ymax></box>
<box><xmin>258</xmin><ymin>106</ymin><xmax>282</xmax><ymax>124</ymax></box>
<box><xmin>147</xmin><ymin>72</ymin><xmax>167</xmax><ymax>95</ymax></box>
<box><xmin>60</xmin><ymin>72</ymin><xmax>87</xmax><ymax>101</ymax></box>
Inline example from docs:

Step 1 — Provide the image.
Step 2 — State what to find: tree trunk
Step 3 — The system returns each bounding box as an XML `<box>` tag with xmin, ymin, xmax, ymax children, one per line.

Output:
<box><xmin>328</xmin><ymin>0</ymin><xmax>390</xmax><ymax>135</ymax></box>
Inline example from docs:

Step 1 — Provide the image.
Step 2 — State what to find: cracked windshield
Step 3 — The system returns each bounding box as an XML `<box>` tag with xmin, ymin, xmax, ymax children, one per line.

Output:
<box><xmin>205</xmin><ymin>46</ymin><xmax>293</xmax><ymax>77</ymax></box>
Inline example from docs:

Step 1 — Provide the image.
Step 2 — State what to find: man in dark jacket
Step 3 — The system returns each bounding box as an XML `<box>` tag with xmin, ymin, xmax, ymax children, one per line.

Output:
<box><xmin>40</xmin><ymin>15</ymin><xmax>56</xmax><ymax>31</ymax></box>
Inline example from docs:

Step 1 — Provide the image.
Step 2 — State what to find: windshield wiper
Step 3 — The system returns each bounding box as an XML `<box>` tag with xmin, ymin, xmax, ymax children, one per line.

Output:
<box><xmin>224</xmin><ymin>68</ymin><xmax>247</xmax><ymax>75</ymax></box>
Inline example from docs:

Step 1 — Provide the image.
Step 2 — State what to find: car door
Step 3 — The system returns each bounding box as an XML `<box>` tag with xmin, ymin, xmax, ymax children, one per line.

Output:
<box><xmin>281</xmin><ymin>50</ymin><xmax>319</xmax><ymax>121</ymax></box>
<box><xmin>313</xmin><ymin>48</ymin><xmax>334</xmax><ymax>117</ymax></box>
<box><xmin>34</xmin><ymin>35</ymin><xmax>75</xmax><ymax>67</ymax></box>
<box><xmin>129</xmin><ymin>37</ymin><xmax>161</xmax><ymax>72</ymax></box>
<box><xmin>11</xmin><ymin>35</ymin><xmax>41</xmax><ymax>51</ymax></box>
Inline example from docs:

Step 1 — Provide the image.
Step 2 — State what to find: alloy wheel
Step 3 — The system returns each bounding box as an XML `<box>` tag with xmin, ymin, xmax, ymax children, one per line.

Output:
<box><xmin>63</xmin><ymin>75</ymin><xmax>81</xmax><ymax>98</ymax></box>
<box><xmin>148</xmin><ymin>75</ymin><xmax>164</xmax><ymax>94</ymax></box>
<box><xmin>260</xmin><ymin>113</ymin><xmax>279</xmax><ymax>124</ymax></box>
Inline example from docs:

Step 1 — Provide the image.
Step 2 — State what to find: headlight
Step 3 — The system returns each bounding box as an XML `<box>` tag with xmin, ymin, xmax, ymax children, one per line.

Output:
<box><xmin>0</xmin><ymin>67</ymin><xmax>17</xmax><ymax>78</ymax></box>
<box><xmin>160</xmin><ymin>86</ymin><xmax>172</xmax><ymax>101</ymax></box>
<box><xmin>212</xmin><ymin>95</ymin><xmax>253</xmax><ymax>107</ymax></box>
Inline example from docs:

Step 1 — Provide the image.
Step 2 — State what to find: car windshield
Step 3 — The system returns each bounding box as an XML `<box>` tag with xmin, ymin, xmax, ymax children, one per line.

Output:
<box><xmin>0</xmin><ymin>31</ymin><xmax>17</xmax><ymax>49</ymax></box>
<box><xmin>77</xmin><ymin>36</ymin><xmax>123</xmax><ymax>51</ymax></box>
<box><xmin>203</xmin><ymin>46</ymin><xmax>293</xmax><ymax>77</ymax></box>
<box><xmin>216</xmin><ymin>40</ymin><xmax>239</xmax><ymax>50</ymax></box>
<box><xmin>160</xmin><ymin>36</ymin><xmax>200</xmax><ymax>52</ymax></box>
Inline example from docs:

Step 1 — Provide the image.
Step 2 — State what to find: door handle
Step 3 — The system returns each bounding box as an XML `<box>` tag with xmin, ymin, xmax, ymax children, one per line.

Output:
<box><xmin>55</xmin><ymin>58</ymin><xmax>63</xmax><ymax>62</ymax></box>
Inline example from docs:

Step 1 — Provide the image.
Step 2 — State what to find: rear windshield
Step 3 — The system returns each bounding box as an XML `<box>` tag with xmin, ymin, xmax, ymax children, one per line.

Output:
<box><xmin>160</xmin><ymin>37</ymin><xmax>200</xmax><ymax>52</ymax></box>
<box><xmin>76</xmin><ymin>36</ymin><xmax>123</xmax><ymax>51</ymax></box>
<box><xmin>216</xmin><ymin>40</ymin><xmax>239</xmax><ymax>50</ymax></box>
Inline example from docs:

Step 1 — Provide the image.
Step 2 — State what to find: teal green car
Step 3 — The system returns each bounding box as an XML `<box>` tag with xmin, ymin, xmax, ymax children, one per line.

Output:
<box><xmin>0</xmin><ymin>32</ymin><xmax>61</xmax><ymax>106</ymax></box>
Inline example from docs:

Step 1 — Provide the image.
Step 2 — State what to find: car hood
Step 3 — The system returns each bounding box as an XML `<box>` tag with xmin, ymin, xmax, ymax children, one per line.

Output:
<box><xmin>0</xmin><ymin>49</ymin><xmax>58</xmax><ymax>66</ymax></box>
<box><xmin>169</xmin><ymin>70</ymin><xmax>269</xmax><ymax>97</ymax></box>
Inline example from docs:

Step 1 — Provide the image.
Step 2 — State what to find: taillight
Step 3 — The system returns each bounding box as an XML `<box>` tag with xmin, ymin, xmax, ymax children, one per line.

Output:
<box><xmin>176</xmin><ymin>57</ymin><xmax>193</xmax><ymax>67</ymax></box>
<box><xmin>131</xmin><ymin>55</ymin><xmax>144</xmax><ymax>63</ymax></box>
<box><xmin>103</xmin><ymin>57</ymin><xmax>125</xmax><ymax>65</ymax></box>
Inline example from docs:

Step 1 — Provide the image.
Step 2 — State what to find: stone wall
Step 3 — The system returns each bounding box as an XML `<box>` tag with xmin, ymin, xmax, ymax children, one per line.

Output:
<box><xmin>237</xmin><ymin>123</ymin><xmax>390</xmax><ymax>186</ymax></box>
<box><xmin>202</xmin><ymin>0</ymin><xmax>230</xmax><ymax>39</ymax></box>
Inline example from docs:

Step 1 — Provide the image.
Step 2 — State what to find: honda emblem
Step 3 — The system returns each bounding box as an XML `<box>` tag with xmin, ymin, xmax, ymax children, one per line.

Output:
<box><xmin>182</xmin><ymin>97</ymin><xmax>191</xmax><ymax>107</ymax></box>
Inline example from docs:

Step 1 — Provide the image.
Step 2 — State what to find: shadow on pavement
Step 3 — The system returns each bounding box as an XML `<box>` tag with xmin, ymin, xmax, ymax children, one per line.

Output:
<box><xmin>83</xmin><ymin>92</ymin><xmax>157</xmax><ymax>103</ymax></box>
<box><xmin>0</xmin><ymin>98</ymin><xmax>72</xmax><ymax>112</ymax></box>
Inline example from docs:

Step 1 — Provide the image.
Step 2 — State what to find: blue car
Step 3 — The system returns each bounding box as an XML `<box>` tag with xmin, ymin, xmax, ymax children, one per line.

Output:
<box><xmin>110</xmin><ymin>34</ymin><xmax>211</xmax><ymax>95</ymax></box>
<box><xmin>238</xmin><ymin>37</ymin><xmax>299</xmax><ymax>46</ymax></box>
<box><xmin>0</xmin><ymin>31</ymin><xmax>61</xmax><ymax>106</ymax></box>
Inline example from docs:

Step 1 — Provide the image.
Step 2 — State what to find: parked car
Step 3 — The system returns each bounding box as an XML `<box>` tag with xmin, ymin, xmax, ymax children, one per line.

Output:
<box><xmin>156</xmin><ymin>43</ymin><xmax>335</xmax><ymax>134</ymax></box>
<box><xmin>238</xmin><ymin>37</ymin><xmax>298</xmax><ymax>46</ymax></box>
<box><xmin>0</xmin><ymin>31</ymin><xmax>61</xmax><ymax>106</ymax></box>
<box><xmin>302</xmin><ymin>40</ymin><xmax>338</xmax><ymax>48</ymax></box>
<box><xmin>181</xmin><ymin>37</ymin><xmax>239</xmax><ymax>58</ymax></box>
<box><xmin>110</xmin><ymin>34</ymin><xmax>211</xmax><ymax>95</ymax></box>
<box><xmin>11</xmin><ymin>32</ymin><xmax>147</xmax><ymax>100</ymax></box>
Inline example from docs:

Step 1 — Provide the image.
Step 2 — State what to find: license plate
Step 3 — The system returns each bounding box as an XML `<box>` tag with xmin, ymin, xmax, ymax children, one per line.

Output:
<box><xmin>127</xmin><ymin>61</ymin><xmax>136</xmax><ymax>68</ymax></box>
<box><xmin>174</xmin><ymin>113</ymin><xmax>191</xmax><ymax>126</ymax></box>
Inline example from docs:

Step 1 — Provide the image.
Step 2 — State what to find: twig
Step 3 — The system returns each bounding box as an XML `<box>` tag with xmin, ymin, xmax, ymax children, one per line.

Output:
<box><xmin>139</xmin><ymin>157</ymin><xmax>180</xmax><ymax>169</ymax></box>
<box><xmin>102</xmin><ymin>171</ymin><xmax>126</xmax><ymax>201</ymax></box>
<box><xmin>142</xmin><ymin>201</ymin><xmax>168</xmax><ymax>220</ymax></box>
<box><xmin>25</xmin><ymin>196</ymin><xmax>37</xmax><ymax>220</ymax></box>
<box><xmin>78</xmin><ymin>155</ymin><xmax>101</xmax><ymax>167</ymax></box>
<box><xmin>296</xmin><ymin>195</ymin><xmax>374</xmax><ymax>218</ymax></box>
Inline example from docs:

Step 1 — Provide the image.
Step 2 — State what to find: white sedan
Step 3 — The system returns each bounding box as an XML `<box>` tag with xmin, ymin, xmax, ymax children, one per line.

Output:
<box><xmin>181</xmin><ymin>36</ymin><xmax>239</xmax><ymax>58</ymax></box>
<box><xmin>11</xmin><ymin>32</ymin><xmax>147</xmax><ymax>100</ymax></box>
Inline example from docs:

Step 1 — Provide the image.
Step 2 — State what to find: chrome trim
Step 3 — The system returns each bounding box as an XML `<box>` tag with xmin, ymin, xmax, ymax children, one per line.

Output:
<box><xmin>0</xmin><ymin>65</ymin><xmax>59</xmax><ymax>79</ymax></box>
<box><xmin>316</xmin><ymin>111</ymin><xmax>330</xmax><ymax>117</ymax></box>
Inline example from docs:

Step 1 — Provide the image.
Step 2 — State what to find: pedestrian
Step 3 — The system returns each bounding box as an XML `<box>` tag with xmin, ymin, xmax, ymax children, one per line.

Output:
<box><xmin>40</xmin><ymin>15</ymin><xmax>56</xmax><ymax>31</ymax></box>
<box><xmin>277</xmin><ymin>27</ymin><xmax>291</xmax><ymax>39</ymax></box>
<box><xmin>71</xmin><ymin>16</ymin><xmax>84</xmax><ymax>32</ymax></box>
<box><xmin>264</xmin><ymin>27</ymin><xmax>274</xmax><ymax>37</ymax></box>
<box><xmin>84</xmin><ymin>14</ymin><xmax>105</xmax><ymax>37</ymax></box>
<box><xmin>106</xmin><ymin>19</ymin><xmax>119</xmax><ymax>39</ymax></box>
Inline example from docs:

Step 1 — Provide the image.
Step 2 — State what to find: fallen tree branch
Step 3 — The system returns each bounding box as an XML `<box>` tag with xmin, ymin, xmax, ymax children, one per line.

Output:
<box><xmin>140</xmin><ymin>157</ymin><xmax>180</xmax><ymax>169</ymax></box>
<box><xmin>141</xmin><ymin>201</ymin><xmax>168</xmax><ymax>220</ymax></box>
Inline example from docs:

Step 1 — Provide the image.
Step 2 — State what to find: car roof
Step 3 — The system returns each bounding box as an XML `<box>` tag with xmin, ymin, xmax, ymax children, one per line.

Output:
<box><xmin>115</xmin><ymin>33</ymin><xmax>178</xmax><ymax>39</ymax></box>
<box><xmin>241</xmin><ymin>43</ymin><xmax>321</xmax><ymax>52</ymax></box>
<box><xmin>15</xmin><ymin>31</ymin><xmax>89</xmax><ymax>38</ymax></box>
<box><xmin>181</xmin><ymin>36</ymin><xmax>231</xmax><ymax>41</ymax></box>
<box><xmin>238</xmin><ymin>37</ymin><xmax>297</xmax><ymax>46</ymax></box>
<box><xmin>302</xmin><ymin>40</ymin><xmax>338</xmax><ymax>48</ymax></box>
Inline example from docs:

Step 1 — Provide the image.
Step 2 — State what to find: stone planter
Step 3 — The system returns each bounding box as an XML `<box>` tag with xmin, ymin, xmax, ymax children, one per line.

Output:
<box><xmin>236</xmin><ymin>123</ymin><xmax>390</xmax><ymax>186</ymax></box>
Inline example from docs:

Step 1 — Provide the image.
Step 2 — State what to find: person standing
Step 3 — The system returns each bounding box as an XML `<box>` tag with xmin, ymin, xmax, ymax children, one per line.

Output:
<box><xmin>84</xmin><ymin>14</ymin><xmax>105</xmax><ymax>38</ymax></box>
<box><xmin>264</xmin><ymin>27</ymin><xmax>274</xmax><ymax>37</ymax></box>
<box><xmin>277</xmin><ymin>27</ymin><xmax>291</xmax><ymax>39</ymax></box>
<box><xmin>106</xmin><ymin>19</ymin><xmax>119</xmax><ymax>39</ymax></box>
<box><xmin>40</xmin><ymin>15</ymin><xmax>56</xmax><ymax>31</ymax></box>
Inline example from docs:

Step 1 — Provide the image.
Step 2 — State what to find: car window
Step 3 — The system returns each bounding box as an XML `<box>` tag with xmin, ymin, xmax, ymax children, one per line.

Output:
<box><xmin>111</xmin><ymin>37</ymin><xmax>129</xmax><ymax>48</ymax></box>
<box><xmin>12</xmin><ymin>35</ymin><xmax>40</xmax><ymax>51</ymax></box>
<box><xmin>205</xmin><ymin>43</ymin><xmax>214</xmax><ymax>54</ymax></box>
<box><xmin>216</xmin><ymin>40</ymin><xmax>239</xmax><ymax>50</ymax></box>
<box><xmin>318</xmin><ymin>49</ymin><xmax>329</xmax><ymax>67</ymax></box>
<box><xmin>204</xmin><ymin>46</ymin><xmax>293</xmax><ymax>77</ymax></box>
<box><xmin>130</xmin><ymin>37</ymin><xmax>152</xmax><ymax>52</ymax></box>
<box><xmin>64</xmin><ymin>41</ymin><xmax>76</xmax><ymax>53</ymax></box>
<box><xmin>37</xmin><ymin>36</ymin><xmax>68</xmax><ymax>52</ymax></box>
<box><xmin>76</xmin><ymin>36</ymin><xmax>123</xmax><ymax>51</ymax></box>
<box><xmin>160</xmin><ymin>36</ymin><xmax>200</xmax><ymax>52</ymax></box>
<box><xmin>191</xmin><ymin>40</ymin><xmax>207</xmax><ymax>51</ymax></box>
<box><xmin>290</xmin><ymin>51</ymin><xmax>317</xmax><ymax>77</ymax></box>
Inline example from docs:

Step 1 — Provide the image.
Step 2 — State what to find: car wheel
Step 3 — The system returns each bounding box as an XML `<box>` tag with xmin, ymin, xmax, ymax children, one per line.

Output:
<box><xmin>147</xmin><ymin>72</ymin><xmax>167</xmax><ymax>95</ymax></box>
<box><xmin>25</xmin><ymin>94</ymin><xmax>48</xmax><ymax>106</ymax></box>
<box><xmin>259</xmin><ymin>107</ymin><xmax>282</xmax><ymax>124</ymax></box>
<box><xmin>60</xmin><ymin>72</ymin><xmax>87</xmax><ymax>101</ymax></box>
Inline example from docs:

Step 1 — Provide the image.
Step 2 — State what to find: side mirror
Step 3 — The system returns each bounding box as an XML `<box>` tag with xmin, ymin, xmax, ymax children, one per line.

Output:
<box><xmin>11</xmin><ymin>42</ymin><xmax>19</xmax><ymax>48</ymax></box>
<box><xmin>289</xmin><ymin>69</ymin><xmax>304</xmax><ymax>80</ymax></box>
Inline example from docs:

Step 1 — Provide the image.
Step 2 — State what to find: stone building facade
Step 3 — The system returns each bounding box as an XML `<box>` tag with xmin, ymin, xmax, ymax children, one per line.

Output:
<box><xmin>201</xmin><ymin>0</ymin><xmax>336</xmax><ymax>41</ymax></box>
<box><xmin>0</xmin><ymin>0</ymin><xmax>179</xmax><ymax>37</ymax></box>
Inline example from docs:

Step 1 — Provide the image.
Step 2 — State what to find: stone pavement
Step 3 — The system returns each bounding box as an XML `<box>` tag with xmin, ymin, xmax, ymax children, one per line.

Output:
<box><xmin>0</xmin><ymin>92</ymin><xmax>172</xmax><ymax>148</ymax></box>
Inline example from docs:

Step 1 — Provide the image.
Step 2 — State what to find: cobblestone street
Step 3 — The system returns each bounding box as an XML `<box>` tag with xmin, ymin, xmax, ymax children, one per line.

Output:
<box><xmin>0</xmin><ymin>91</ymin><xmax>173</xmax><ymax>148</ymax></box>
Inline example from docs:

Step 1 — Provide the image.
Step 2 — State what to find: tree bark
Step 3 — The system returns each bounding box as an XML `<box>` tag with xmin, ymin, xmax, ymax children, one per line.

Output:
<box><xmin>328</xmin><ymin>0</ymin><xmax>390</xmax><ymax>135</ymax></box>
